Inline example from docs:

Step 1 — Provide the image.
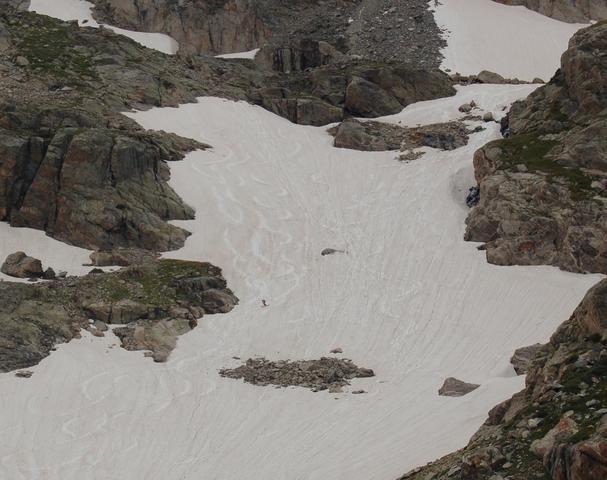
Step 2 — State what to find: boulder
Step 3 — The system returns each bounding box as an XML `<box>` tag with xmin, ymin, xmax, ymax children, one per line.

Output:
<box><xmin>345</xmin><ymin>76</ymin><xmax>403</xmax><ymax>117</ymax></box>
<box><xmin>1</xmin><ymin>252</ymin><xmax>43</xmax><ymax>278</ymax></box>
<box><xmin>477</xmin><ymin>70</ymin><xmax>506</xmax><ymax>84</ymax></box>
<box><xmin>438</xmin><ymin>377</ymin><xmax>480</xmax><ymax>397</ymax></box>
<box><xmin>482</xmin><ymin>111</ymin><xmax>495</xmax><ymax>122</ymax></box>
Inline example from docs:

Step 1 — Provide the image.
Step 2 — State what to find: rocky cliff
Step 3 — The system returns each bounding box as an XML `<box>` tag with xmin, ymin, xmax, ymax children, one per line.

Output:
<box><xmin>465</xmin><ymin>21</ymin><xmax>607</xmax><ymax>274</ymax></box>
<box><xmin>90</xmin><ymin>0</ymin><xmax>445</xmax><ymax>68</ymax></box>
<box><xmin>399</xmin><ymin>277</ymin><xmax>607</xmax><ymax>480</ymax></box>
<box><xmin>493</xmin><ymin>0</ymin><xmax>607</xmax><ymax>22</ymax></box>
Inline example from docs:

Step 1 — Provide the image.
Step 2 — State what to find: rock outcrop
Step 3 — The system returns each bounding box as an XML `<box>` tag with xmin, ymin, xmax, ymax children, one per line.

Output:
<box><xmin>220</xmin><ymin>357</ymin><xmax>375</xmax><ymax>392</ymax></box>
<box><xmin>0</xmin><ymin>259</ymin><xmax>238</xmax><ymax>371</ymax></box>
<box><xmin>254</xmin><ymin>62</ymin><xmax>455</xmax><ymax>126</ymax></box>
<box><xmin>465</xmin><ymin>21</ymin><xmax>607</xmax><ymax>274</ymax></box>
<box><xmin>398</xmin><ymin>277</ymin><xmax>607</xmax><ymax>480</ymax></box>
<box><xmin>493</xmin><ymin>0</ymin><xmax>607</xmax><ymax>22</ymax></box>
<box><xmin>331</xmin><ymin>119</ymin><xmax>469</xmax><ymax>152</ymax></box>
<box><xmin>0</xmin><ymin>101</ymin><xmax>203</xmax><ymax>251</ymax></box>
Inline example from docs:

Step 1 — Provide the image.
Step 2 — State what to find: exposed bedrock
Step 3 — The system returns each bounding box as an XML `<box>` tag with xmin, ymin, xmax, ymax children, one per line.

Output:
<box><xmin>493</xmin><ymin>0</ymin><xmax>607</xmax><ymax>22</ymax></box>
<box><xmin>0</xmin><ymin>102</ymin><xmax>202</xmax><ymax>251</ymax></box>
<box><xmin>0</xmin><ymin>259</ymin><xmax>238</xmax><ymax>371</ymax></box>
<box><xmin>465</xmin><ymin>21</ymin><xmax>607</xmax><ymax>274</ymax></box>
<box><xmin>398</xmin><ymin>277</ymin><xmax>607</xmax><ymax>480</ymax></box>
<box><xmin>253</xmin><ymin>62</ymin><xmax>455</xmax><ymax>126</ymax></box>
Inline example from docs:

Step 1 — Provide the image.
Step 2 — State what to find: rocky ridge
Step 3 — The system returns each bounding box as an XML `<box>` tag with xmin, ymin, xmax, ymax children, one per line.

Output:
<box><xmin>398</xmin><ymin>277</ymin><xmax>607</xmax><ymax>480</ymax></box>
<box><xmin>465</xmin><ymin>21</ymin><xmax>607</xmax><ymax>274</ymax></box>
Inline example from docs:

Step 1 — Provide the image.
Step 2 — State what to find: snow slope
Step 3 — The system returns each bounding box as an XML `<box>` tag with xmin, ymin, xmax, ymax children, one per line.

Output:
<box><xmin>215</xmin><ymin>48</ymin><xmax>261</xmax><ymax>60</ymax></box>
<box><xmin>433</xmin><ymin>0</ymin><xmax>586</xmax><ymax>80</ymax></box>
<box><xmin>0</xmin><ymin>85</ymin><xmax>600</xmax><ymax>480</ymax></box>
<box><xmin>28</xmin><ymin>0</ymin><xmax>179</xmax><ymax>55</ymax></box>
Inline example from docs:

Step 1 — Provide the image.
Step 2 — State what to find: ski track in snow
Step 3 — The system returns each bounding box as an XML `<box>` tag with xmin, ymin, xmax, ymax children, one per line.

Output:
<box><xmin>433</xmin><ymin>0</ymin><xmax>587</xmax><ymax>80</ymax></box>
<box><xmin>0</xmin><ymin>85</ymin><xmax>602</xmax><ymax>480</ymax></box>
<box><xmin>28</xmin><ymin>0</ymin><xmax>179</xmax><ymax>55</ymax></box>
<box><xmin>0</xmin><ymin>2</ymin><xmax>601</xmax><ymax>479</ymax></box>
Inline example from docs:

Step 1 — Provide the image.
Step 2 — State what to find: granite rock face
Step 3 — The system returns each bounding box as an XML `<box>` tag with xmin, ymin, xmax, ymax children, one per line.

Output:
<box><xmin>90</xmin><ymin>0</ymin><xmax>446</xmax><ymax>68</ymax></box>
<box><xmin>0</xmin><ymin>102</ymin><xmax>200</xmax><ymax>251</ymax></box>
<box><xmin>465</xmin><ymin>21</ymin><xmax>607</xmax><ymax>274</ymax></box>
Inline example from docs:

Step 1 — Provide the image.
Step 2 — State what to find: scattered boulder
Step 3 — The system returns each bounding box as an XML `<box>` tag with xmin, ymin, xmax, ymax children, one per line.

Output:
<box><xmin>42</xmin><ymin>268</ymin><xmax>56</xmax><ymax>280</ymax></box>
<box><xmin>219</xmin><ymin>357</ymin><xmax>375</xmax><ymax>392</ymax></box>
<box><xmin>438</xmin><ymin>377</ymin><xmax>480</xmax><ymax>397</ymax></box>
<box><xmin>14</xmin><ymin>370</ymin><xmax>33</xmax><ymax>378</ymax></box>
<box><xmin>459</xmin><ymin>103</ymin><xmax>474</xmax><ymax>113</ymax></box>
<box><xmin>330</xmin><ymin>347</ymin><xmax>343</xmax><ymax>354</ymax></box>
<box><xmin>482</xmin><ymin>111</ymin><xmax>495</xmax><ymax>122</ymax></box>
<box><xmin>1</xmin><ymin>252</ymin><xmax>44</xmax><ymax>278</ymax></box>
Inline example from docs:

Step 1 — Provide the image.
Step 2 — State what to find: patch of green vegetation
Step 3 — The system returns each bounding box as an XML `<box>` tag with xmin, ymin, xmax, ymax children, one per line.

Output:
<box><xmin>11</xmin><ymin>14</ymin><xmax>98</xmax><ymax>86</ymax></box>
<box><xmin>96</xmin><ymin>276</ymin><xmax>132</xmax><ymax>303</ymax></box>
<box><xmin>494</xmin><ymin>134</ymin><xmax>595</xmax><ymax>200</ymax></box>
<box><xmin>561</xmin><ymin>355</ymin><xmax>607</xmax><ymax>393</ymax></box>
<box><xmin>96</xmin><ymin>259</ymin><xmax>212</xmax><ymax>307</ymax></box>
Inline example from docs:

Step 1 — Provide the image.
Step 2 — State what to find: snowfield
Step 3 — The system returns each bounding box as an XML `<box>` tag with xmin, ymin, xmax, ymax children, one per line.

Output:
<box><xmin>0</xmin><ymin>86</ymin><xmax>601</xmax><ymax>480</ymax></box>
<box><xmin>215</xmin><ymin>48</ymin><xmax>261</xmax><ymax>60</ymax></box>
<box><xmin>28</xmin><ymin>0</ymin><xmax>179</xmax><ymax>55</ymax></box>
<box><xmin>0</xmin><ymin>2</ymin><xmax>601</xmax><ymax>480</ymax></box>
<box><xmin>433</xmin><ymin>0</ymin><xmax>587</xmax><ymax>80</ymax></box>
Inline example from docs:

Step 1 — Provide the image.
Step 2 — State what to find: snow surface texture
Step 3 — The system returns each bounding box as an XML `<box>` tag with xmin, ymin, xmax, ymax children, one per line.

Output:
<box><xmin>215</xmin><ymin>48</ymin><xmax>261</xmax><ymax>60</ymax></box>
<box><xmin>0</xmin><ymin>85</ymin><xmax>601</xmax><ymax>480</ymax></box>
<box><xmin>28</xmin><ymin>0</ymin><xmax>179</xmax><ymax>55</ymax></box>
<box><xmin>433</xmin><ymin>0</ymin><xmax>586</xmax><ymax>80</ymax></box>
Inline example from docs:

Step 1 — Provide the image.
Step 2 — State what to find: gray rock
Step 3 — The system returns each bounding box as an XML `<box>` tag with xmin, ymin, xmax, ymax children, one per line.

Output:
<box><xmin>438</xmin><ymin>377</ymin><xmax>480</xmax><ymax>397</ymax></box>
<box><xmin>510</xmin><ymin>343</ymin><xmax>543</xmax><ymax>374</ymax></box>
<box><xmin>220</xmin><ymin>357</ymin><xmax>374</xmax><ymax>392</ymax></box>
<box><xmin>1</xmin><ymin>252</ymin><xmax>43</xmax><ymax>278</ymax></box>
<box><xmin>477</xmin><ymin>70</ymin><xmax>506</xmax><ymax>84</ymax></box>
<box><xmin>345</xmin><ymin>76</ymin><xmax>403</xmax><ymax>117</ymax></box>
<box><xmin>482</xmin><ymin>111</ymin><xmax>495</xmax><ymax>122</ymax></box>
